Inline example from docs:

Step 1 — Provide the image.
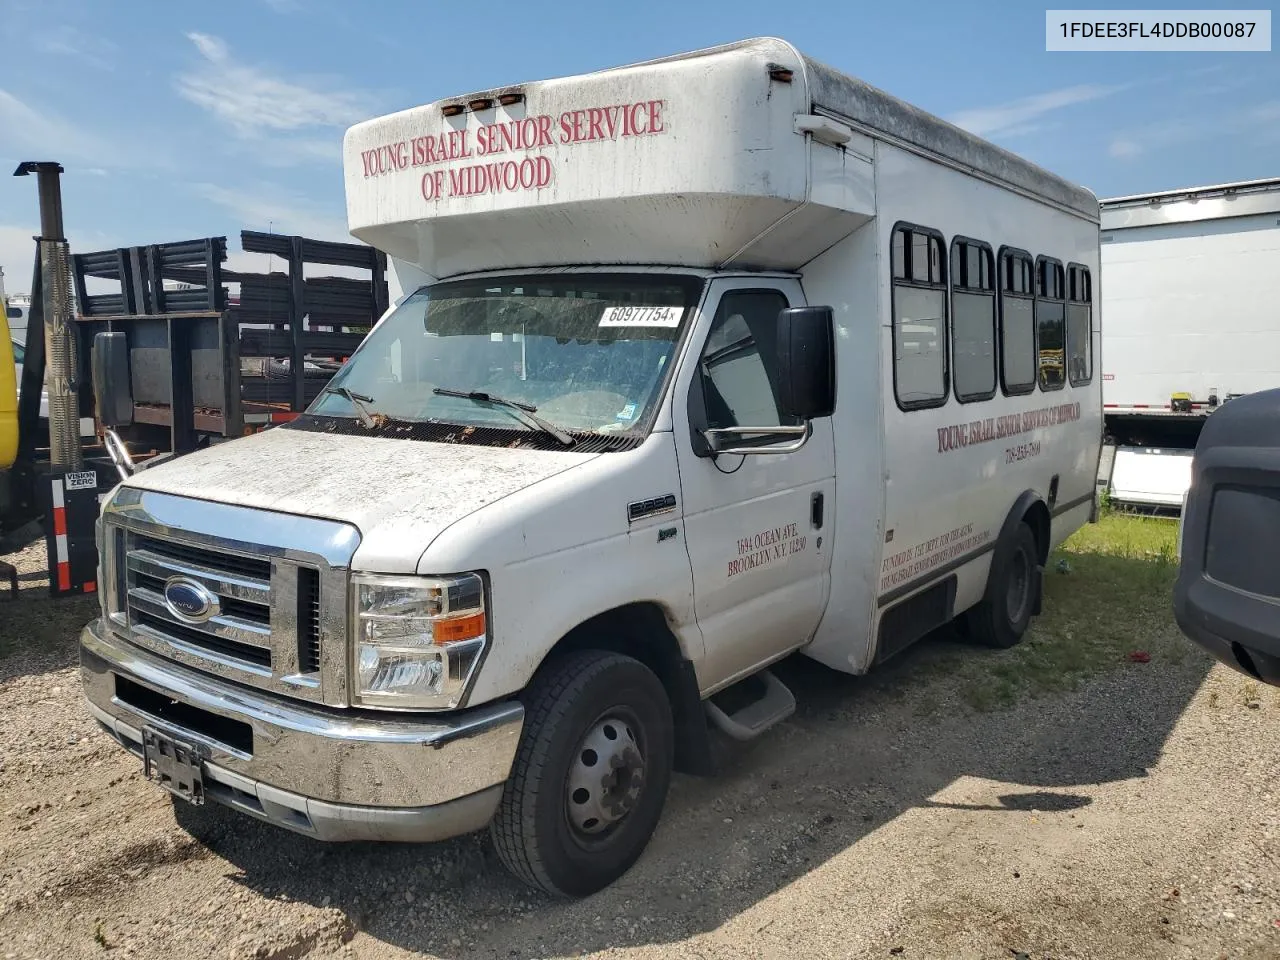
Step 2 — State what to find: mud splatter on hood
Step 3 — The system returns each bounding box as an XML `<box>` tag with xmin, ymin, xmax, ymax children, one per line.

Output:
<box><xmin>120</xmin><ymin>427</ymin><xmax>597</xmax><ymax>572</ymax></box>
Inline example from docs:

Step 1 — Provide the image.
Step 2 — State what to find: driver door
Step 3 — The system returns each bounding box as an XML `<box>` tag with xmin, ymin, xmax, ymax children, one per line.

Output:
<box><xmin>673</xmin><ymin>277</ymin><xmax>836</xmax><ymax>689</ymax></box>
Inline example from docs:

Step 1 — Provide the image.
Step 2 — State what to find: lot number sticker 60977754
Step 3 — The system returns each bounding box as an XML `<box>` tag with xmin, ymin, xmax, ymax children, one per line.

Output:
<box><xmin>598</xmin><ymin>306</ymin><xmax>683</xmax><ymax>328</ymax></box>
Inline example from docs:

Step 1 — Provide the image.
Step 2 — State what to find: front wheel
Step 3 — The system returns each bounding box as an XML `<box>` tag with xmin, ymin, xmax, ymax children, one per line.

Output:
<box><xmin>490</xmin><ymin>650</ymin><xmax>674</xmax><ymax>897</ymax></box>
<box><xmin>962</xmin><ymin>521</ymin><xmax>1040</xmax><ymax>649</ymax></box>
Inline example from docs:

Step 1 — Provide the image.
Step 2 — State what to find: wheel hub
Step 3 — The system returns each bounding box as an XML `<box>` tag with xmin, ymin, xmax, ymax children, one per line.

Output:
<box><xmin>567</xmin><ymin>716</ymin><xmax>645</xmax><ymax>835</ymax></box>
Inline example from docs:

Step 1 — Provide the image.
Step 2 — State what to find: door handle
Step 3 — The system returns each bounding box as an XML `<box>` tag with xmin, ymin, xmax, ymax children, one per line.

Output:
<box><xmin>811</xmin><ymin>492</ymin><xmax>824</xmax><ymax>530</ymax></box>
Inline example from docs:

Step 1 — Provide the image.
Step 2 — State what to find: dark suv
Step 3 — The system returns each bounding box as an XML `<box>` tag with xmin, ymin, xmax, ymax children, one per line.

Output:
<box><xmin>1174</xmin><ymin>388</ymin><xmax>1280</xmax><ymax>686</ymax></box>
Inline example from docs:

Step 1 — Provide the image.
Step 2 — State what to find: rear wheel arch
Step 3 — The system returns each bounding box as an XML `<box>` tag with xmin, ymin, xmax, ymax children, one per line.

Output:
<box><xmin>961</xmin><ymin>491</ymin><xmax>1051</xmax><ymax>649</ymax></box>
<box><xmin>999</xmin><ymin>489</ymin><xmax>1051</xmax><ymax>565</ymax></box>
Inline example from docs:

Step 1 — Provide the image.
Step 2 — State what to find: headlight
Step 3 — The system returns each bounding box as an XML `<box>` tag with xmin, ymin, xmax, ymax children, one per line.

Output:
<box><xmin>351</xmin><ymin>572</ymin><xmax>487</xmax><ymax>710</ymax></box>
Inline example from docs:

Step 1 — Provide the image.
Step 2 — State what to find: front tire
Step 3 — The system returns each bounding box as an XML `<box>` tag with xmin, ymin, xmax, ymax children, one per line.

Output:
<box><xmin>963</xmin><ymin>521</ymin><xmax>1040</xmax><ymax>649</ymax></box>
<box><xmin>490</xmin><ymin>650</ymin><xmax>674</xmax><ymax>897</ymax></box>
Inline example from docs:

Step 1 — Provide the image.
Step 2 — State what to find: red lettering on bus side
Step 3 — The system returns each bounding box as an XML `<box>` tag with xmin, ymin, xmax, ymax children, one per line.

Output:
<box><xmin>648</xmin><ymin>99</ymin><xmax>664</xmax><ymax>134</ymax></box>
<box><xmin>629</xmin><ymin>102</ymin><xmax>648</xmax><ymax>135</ymax></box>
<box><xmin>535</xmin><ymin>114</ymin><xmax>553</xmax><ymax>147</ymax></box>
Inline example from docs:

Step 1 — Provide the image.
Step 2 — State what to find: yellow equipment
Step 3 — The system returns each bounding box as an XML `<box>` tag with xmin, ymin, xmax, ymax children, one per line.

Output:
<box><xmin>0</xmin><ymin>269</ymin><xmax>17</xmax><ymax>472</ymax></box>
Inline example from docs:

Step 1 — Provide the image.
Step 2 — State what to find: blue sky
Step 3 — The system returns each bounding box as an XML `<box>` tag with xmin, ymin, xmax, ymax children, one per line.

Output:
<box><xmin>1</xmin><ymin>0</ymin><xmax>1276</xmax><ymax>293</ymax></box>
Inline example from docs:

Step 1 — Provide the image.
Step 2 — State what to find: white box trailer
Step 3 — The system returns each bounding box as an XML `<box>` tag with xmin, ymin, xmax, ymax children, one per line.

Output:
<box><xmin>1099</xmin><ymin>177</ymin><xmax>1280</xmax><ymax>508</ymax></box>
<box><xmin>80</xmin><ymin>38</ymin><xmax>1102</xmax><ymax>897</ymax></box>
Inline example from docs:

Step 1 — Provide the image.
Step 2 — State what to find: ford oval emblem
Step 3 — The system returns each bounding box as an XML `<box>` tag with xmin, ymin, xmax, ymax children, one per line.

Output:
<box><xmin>163</xmin><ymin>577</ymin><xmax>221</xmax><ymax>624</ymax></box>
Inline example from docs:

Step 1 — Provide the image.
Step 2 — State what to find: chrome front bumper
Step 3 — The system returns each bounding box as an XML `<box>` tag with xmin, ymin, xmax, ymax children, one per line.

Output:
<box><xmin>80</xmin><ymin>618</ymin><xmax>524</xmax><ymax>843</ymax></box>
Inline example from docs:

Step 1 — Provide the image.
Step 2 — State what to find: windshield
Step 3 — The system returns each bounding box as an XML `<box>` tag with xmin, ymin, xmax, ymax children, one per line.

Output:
<box><xmin>309</xmin><ymin>273</ymin><xmax>703</xmax><ymax>437</ymax></box>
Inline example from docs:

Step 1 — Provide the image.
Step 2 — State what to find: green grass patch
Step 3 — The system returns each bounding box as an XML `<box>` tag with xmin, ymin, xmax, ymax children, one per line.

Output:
<box><xmin>957</xmin><ymin>509</ymin><xmax>1196</xmax><ymax>711</ymax></box>
<box><xmin>1060</xmin><ymin>508</ymin><xmax>1179</xmax><ymax>565</ymax></box>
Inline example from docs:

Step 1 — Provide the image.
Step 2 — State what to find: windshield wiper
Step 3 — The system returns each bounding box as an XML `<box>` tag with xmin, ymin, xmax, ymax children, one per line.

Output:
<box><xmin>432</xmin><ymin>387</ymin><xmax>575</xmax><ymax>446</ymax></box>
<box><xmin>323</xmin><ymin>386</ymin><xmax>378</xmax><ymax>428</ymax></box>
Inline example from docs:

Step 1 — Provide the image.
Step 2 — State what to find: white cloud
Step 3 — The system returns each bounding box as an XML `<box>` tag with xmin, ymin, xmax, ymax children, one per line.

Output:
<box><xmin>187</xmin><ymin>32</ymin><xmax>229</xmax><ymax>64</ymax></box>
<box><xmin>1105</xmin><ymin>120</ymin><xmax>1195</xmax><ymax>161</ymax></box>
<box><xmin>0</xmin><ymin>89</ymin><xmax>115</xmax><ymax>165</ymax></box>
<box><xmin>35</xmin><ymin>26</ymin><xmax>117</xmax><ymax>70</ymax></box>
<box><xmin>1245</xmin><ymin>101</ymin><xmax>1280</xmax><ymax>124</ymax></box>
<box><xmin>1108</xmin><ymin>138</ymin><xmax>1142</xmax><ymax>160</ymax></box>
<box><xmin>225</xmin><ymin>136</ymin><xmax>343</xmax><ymax>168</ymax></box>
<box><xmin>195</xmin><ymin>183</ymin><xmax>351</xmax><ymax>242</ymax></box>
<box><xmin>176</xmin><ymin>32</ymin><xmax>374</xmax><ymax>140</ymax></box>
<box><xmin>949</xmin><ymin>84</ymin><xmax>1125</xmax><ymax>139</ymax></box>
<box><xmin>0</xmin><ymin>225</ymin><xmax>37</xmax><ymax>296</ymax></box>
<box><xmin>1106</xmin><ymin>103</ymin><xmax>1277</xmax><ymax>160</ymax></box>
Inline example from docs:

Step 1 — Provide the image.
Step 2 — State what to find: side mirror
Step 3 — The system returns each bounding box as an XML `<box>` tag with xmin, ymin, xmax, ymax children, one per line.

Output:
<box><xmin>775</xmin><ymin>305</ymin><xmax>836</xmax><ymax>420</ymax></box>
<box><xmin>92</xmin><ymin>331</ymin><xmax>133</xmax><ymax>428</ymax></box>
<box><xmin>689</xmin><ymin>303</ymin><xmax>836</xmax><ymax>458</ymax></box>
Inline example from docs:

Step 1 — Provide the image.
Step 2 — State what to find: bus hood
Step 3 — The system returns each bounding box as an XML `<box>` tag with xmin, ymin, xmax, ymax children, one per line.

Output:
<box><xmin>118</xmin><ymin>426</ymin><xmax>598</xmax><ymax>572</ymax></box>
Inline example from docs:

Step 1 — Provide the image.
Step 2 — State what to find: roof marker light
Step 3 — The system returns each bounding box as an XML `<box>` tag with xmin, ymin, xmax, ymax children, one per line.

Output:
<box><xmin>468</xmin><ymin>98</ymin><xmax>494</xmax><ymax>112</ymax></box>
<box><xmin>441</xmin><ymin>103</ymin><xmax>465</xmax><ymax>118</ymax></box>
<box><xmin>767</xmin><ymin>64</ymin><xmax>794</xmax><ymax>83</ymax></box>
<box><xmin>498</xmin><ymin>93</ymin><xmax>524</xmax><ymax>107</ymax></box>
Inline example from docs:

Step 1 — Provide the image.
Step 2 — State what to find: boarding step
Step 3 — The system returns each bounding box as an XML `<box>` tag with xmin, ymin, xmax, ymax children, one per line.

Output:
<box><xmin>704</xmin><ymin>669</ymin><xmax>796</xmax><ymax>742</ymax></box>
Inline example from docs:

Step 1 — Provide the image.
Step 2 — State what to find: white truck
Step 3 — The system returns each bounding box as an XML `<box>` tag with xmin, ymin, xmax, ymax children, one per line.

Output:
<box><xmin>80</xmin><ymin>37</ymin><xmax>1102</xmax><ymax>897</ymax></box>
<box><xmin>1098</xmin><ymin>177</ymin><xmax>1280</xmax><ymax>508</ymax></box>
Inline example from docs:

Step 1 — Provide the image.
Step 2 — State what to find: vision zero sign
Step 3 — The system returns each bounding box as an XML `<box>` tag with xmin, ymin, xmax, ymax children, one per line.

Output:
<box><xmin>358</xmin><ymin>100</ymin><xmax>669</xmax><ymax>202</ymax></box>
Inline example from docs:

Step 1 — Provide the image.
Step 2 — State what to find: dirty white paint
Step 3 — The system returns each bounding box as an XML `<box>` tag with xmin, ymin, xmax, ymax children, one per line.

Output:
<box><xmin>121</xmin><ymin>427</ymin><xmax>595</xmax><ymax>573</ymax></box>
<box><xmin>342</xmin><ymin>38</ymin><xmax>874</xmax><ymax>277</ymax></box>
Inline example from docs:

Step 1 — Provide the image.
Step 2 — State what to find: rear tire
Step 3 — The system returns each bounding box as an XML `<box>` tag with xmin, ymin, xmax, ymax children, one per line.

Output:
<box><xmin>963</xmin><ymin>521</ymin><xmax>1040</xmax><ymax>649</ymax></box>
<box><xmin>490</xmin><ymin>650</ymin><xmax>674</xmax><ymax>898</ymax></box>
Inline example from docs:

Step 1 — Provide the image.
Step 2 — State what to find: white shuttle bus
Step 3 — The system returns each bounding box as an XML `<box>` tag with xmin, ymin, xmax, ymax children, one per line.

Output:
<box><xmin>81</xmin><ymin>38</ymin><xmax>1102</xmax><ymax>897</ymax></box>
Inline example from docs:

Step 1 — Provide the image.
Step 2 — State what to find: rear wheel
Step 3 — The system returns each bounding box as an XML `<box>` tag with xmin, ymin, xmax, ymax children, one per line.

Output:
<box><xmin>963</xmin><ymin>521</ymin><xmax>1040</xmax><ymax>649</ymax></box>
<box><xmin>490</xmin><ymin>650</ymin><xmax>674</xmax><ymax>897</ymax></box>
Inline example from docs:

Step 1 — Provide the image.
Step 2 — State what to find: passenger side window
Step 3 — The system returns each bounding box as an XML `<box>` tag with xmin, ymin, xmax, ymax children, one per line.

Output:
<box><xmin>891</xmin><ymin>224</ymin><xmax>948</xmax><ymax>410</ymax></box>
<box><xmin>698</xmin><ymin>290</ymin><xmax>796</xmax><ymax>429</ymax></box>
<box><xmin>1067</xmin><ymin>264</ymin><xmax>1093</xmax><ymax>386</ymax></box>
<box><xmin>950</xmin><ymin>239</ymin><xmax>996</xmax><ymax>402</ymax></box>
<box><xmin>1035</xmin><ymin>256</ymin><xmax>1066</xmax><ymax>391</ymax></box>
<box><xmin>998</xmin><ymin>249</ymin><xmax>1035</xmax><ymax>396</ymax></box>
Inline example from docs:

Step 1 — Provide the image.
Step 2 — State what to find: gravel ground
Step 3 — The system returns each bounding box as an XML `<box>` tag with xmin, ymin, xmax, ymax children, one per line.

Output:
<box><xmin>1</xmin><ymin>538</ymin><xmax>1278</xmax><ymax>960</ymax></box>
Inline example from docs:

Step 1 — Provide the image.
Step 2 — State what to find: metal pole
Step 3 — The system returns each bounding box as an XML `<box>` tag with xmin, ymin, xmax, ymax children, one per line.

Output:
<box><xmin>15</xmin><ymin>161</ymin><xmax>81</xmax><ymax>470</ymax></box>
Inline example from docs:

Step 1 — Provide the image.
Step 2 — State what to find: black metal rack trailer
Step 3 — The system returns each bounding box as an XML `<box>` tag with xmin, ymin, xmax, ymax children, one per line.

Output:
<box><xmin>4</xmin><ymin>227</ymin><xmax>387</xmax><ymax>597</ymax></box>
<box><xmin>70</xmin><ymin>230</ymin><xmax>387</xmax><ymax>456</ymax></box>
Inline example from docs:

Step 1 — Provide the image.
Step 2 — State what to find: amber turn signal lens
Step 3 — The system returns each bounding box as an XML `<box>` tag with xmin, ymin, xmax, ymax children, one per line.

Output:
<box><xmin>434</xmin><ymin>611</ymin><xmax>486</xmax><ymax>645</ymax></box>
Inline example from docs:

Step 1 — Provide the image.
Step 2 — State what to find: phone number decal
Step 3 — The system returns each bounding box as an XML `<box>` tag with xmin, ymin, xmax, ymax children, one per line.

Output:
<box><xmin>1005</xmin><ymin>440</ymin><xmax>1042</xmax><ymax>464</ymax></box>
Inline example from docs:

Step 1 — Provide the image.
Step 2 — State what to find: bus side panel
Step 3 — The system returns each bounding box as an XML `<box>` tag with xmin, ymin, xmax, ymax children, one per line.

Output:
<box><xmin>802</xmin><ymin>220</ymin><xmax>886</xmax><ymax>674</ymax></box>
<box><xmin>870</xmin><ymin>142</ymin><xmax>1102</xmax><ymax>639</ymax></box>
